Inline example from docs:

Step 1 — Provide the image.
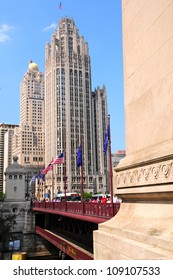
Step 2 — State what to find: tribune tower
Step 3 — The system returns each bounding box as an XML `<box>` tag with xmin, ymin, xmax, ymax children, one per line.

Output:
<box><xmin>45</xmin><ymin>18</ymin><xmax>108</xmax><ymax>194</ymax></box>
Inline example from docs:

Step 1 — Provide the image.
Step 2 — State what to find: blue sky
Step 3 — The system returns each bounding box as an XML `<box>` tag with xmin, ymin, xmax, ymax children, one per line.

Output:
<box><xmin>0</xmin><ymin>0</ymin><xmax>125</xmax><ymax>153</ymax></box>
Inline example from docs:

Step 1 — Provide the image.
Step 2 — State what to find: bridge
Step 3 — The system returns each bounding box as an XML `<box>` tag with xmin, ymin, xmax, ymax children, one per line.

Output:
<box><xmin>32</xmin><ymin>202</ymin><xmax>120</xmax><ymax>260</ymax></box>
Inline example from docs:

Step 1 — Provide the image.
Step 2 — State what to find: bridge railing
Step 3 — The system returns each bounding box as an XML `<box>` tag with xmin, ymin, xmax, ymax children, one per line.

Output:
<box><xmin>33</xmin><ymin>201</ymin><xmax>120</xmax><ymax>219</ymax></box>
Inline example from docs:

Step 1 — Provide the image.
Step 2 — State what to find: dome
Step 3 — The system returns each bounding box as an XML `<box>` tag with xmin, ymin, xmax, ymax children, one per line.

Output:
<box><xmin>13</xmin><ymin>155</ymin><xmax>18</xmax><ymax>163</ymax></box>
<box><xmin>28</xmin><ymin>61</ymin><xmax>38</xmax><ymax>71</ymax></box>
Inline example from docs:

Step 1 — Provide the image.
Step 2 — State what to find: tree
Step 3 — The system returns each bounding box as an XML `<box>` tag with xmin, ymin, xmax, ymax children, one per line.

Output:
<box><xmin>84</xmin><ymin>192</ymin><xmax>92</xmax><ymax>201</ymax></box>
<box><xmin>0</xmin><ymin>192</ymin><xmax>6</xmax><ymax>202</ymax></box>
<box><xmin>0</xmin><ymin>213</ymin><xmax>16</xmax><ymax>251</ymax></box>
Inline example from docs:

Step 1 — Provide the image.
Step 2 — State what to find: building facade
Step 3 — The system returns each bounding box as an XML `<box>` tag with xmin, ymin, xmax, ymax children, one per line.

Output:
<box><xmin>12</xmin><ymin>61</ymin><xmax>45</xmax><ymax>168</ymax></box>
<box><xmin>112</xmin><ymin>150</ymin><xmax>126</xmax><ymax>168</ymax></box>
<box><xmin>92</xmin><ymin>86</ymin><xmax>109</xmax><ymax>194</ymax></box>
<box><xmin>44</xmin><ymin>18</ymin><xmax>109</xmax><ymax>195</ymax></box>
<box><xmin>0</xmin><ymin>123</ymin><xmax>19</xmax><ymax>193</ymax></box>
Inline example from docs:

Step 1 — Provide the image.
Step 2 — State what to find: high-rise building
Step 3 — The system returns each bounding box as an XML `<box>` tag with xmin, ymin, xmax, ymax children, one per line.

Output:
<box><xmin>45</xmin><ymin>18</ymin><xmax>109</xmax><ymax>195</ymax></box>
<box><xmin>0</xmin><ymin>123</ymin><xmax>19</xmax><ymax>192</ymax></box>
<box><xmin>12</xmin><ymin>61</ymin><xmax>45</xmax><ymax>168</ymax></box>
<box><xmin>92</xmin><ymin>86</ymin><xmax>109</xmax><ymax>194</ymax></box>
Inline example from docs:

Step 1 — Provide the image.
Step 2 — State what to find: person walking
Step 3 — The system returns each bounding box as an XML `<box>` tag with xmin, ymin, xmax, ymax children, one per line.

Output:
<box><xmin>101</xmin><ymin>195</ymin><xmax>107</xmax><ymax>204</ymax></box>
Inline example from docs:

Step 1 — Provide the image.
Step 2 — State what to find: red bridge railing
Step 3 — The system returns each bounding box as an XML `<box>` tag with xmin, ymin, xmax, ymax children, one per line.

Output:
<box><xmin>33</xmin><ymin>201</ymin><xmax>120</xmax><ymax>220</ymax></box>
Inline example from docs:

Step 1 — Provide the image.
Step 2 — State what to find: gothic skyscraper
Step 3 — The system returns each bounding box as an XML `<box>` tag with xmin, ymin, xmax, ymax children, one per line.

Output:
<box><xmin>45</xmin><ymin>18</ymin><xmax>93</xmax><ymax>193</ymax></box>
<box><xmin>92</xmin><ymin>86</ymin><xmax>109</xmax><ymax>194</ymax></box>
<box><xmin>45</xmin><ymin>18</ymin><xmax>109</xmax><ymax>194</ymax></box>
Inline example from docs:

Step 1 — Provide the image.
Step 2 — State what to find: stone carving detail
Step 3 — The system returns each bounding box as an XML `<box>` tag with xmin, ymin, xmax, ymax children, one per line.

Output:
<box><xmin>152</xmin><ymin>166</ymin><xmax>160</xmax><ymax>179</ymax></box>
<box><xmin>143</xmin><ymin>168</ymin><xmax>150</xmax><ymax>181</ymax></box>
<box><xmin>9</xmin><ymin>204</ymin><xmax>20</xmax><ymax>215</ymax></box>
<box><xmin>136</xmin><ymin>169</ymin><xmax>141</xmax><ymax>182</ymax></box>
<box><xmin>162</xmin><ymin>164</ymin><xmax>171</xmax><ymax>178</ymax></box>
<box><xmin>115</xmin><ymin>159</ymin><xmax>173</xmax><ymax>188</ymax></box>
<box><xmin>122</xmin><ymin>173</ymin><xmax>126</xmax><ymax>184</ymax></box>
<box><xmin>129</xmin><ymin>171</ymin><xmax>134</xmax><ymax>183</ymax></box>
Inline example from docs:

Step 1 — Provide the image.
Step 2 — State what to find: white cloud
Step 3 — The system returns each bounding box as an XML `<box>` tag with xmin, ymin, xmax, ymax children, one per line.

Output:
<box><xmin>0</xmin><ymin>24</ymin><xmax>14</xmax><ymax>43</ymax></box>
<box><xmin>43</xmin><ymin>23</ymin><xmax>57</xmax><ymax>32</ymax></box>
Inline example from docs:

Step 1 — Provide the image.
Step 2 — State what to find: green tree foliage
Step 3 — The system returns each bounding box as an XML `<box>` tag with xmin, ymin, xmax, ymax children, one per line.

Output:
<box><xmin>84</xmin><ymin>192</ymin><xmax>92</xmax><ymax>200</ymax></box>
<box><xmin>0</xmin><ymin>192</ymin><xmax>6</xmax><ymax>202</ymax></box>
<box><xmin>0</xmin><ymin>214</ymin><xmax>16</xmax><ymax>250</ymax></box>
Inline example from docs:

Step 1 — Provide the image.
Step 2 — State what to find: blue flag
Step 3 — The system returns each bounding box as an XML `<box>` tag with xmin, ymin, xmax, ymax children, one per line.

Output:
<box><xmin>37</xmin><ymin>172</ymin><xmax>41</xmax><ymax>184</ymax></box>
<box><xmin>103</xmin><ymin>125</ymin><xmax>109</xmax><ymax>155</ymax></box>
<box><xmin>37</xmin><ymin>172</ymin><xmax>45</xmax><ymax>184</ymax></box>
<box><xmin>41</xmin><ymin>174</ymin><xmax>45</xmax><ymax>181</ymax></box>
<box><xmin>77</xmin><ymin>145</ymin><xmax>82</xmax><ymax>167</ymax></box>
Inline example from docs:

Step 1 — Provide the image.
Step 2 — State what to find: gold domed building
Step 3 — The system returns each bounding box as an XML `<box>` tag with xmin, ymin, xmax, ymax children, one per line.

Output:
<box><xmin>28</xmin><ymin>60</ymin><xmax>38</xmax><ymax>71</ymax></box>
<box><xmin>12</xmin><ymin>60</ymin><xmax>45</xmax><ymax>180</ymax></box>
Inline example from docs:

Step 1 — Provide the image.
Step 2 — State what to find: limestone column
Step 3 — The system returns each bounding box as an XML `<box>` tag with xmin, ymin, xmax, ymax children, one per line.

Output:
<box><xmin>94</xmin><ymin>0</ymin><xmax>173</xmax><ymax>259</ymax></box>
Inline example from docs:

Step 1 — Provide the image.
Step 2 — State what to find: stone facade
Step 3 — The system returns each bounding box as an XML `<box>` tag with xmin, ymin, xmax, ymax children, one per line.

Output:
<box><xmin>0</xmin><ymin>155</ymin><xmax>56</xmax><ymax>259</ymax></box>
<box><xmin>116</xmin><ymin>156</ymin><xmax>173</xmax><ymax>201</ymax></box>
<box><xmin>0</xmin><ymin>201</ymin><xmax>34</xmax><ymax>234</ymax></box>
<box><xmin>5</xmin><ymin>156</ymin><xmax>26</xmax><ymax>202</ymax></box>
<box><xmin>94</xmin><ymin>0</ymin><xmax>173</xmax><ymax>259</ymax></box>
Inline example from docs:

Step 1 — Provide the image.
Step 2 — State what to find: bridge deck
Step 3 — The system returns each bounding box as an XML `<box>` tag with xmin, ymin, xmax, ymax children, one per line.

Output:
<box><xmin>33</xmin><ymin>201</ymin><xmax>120</xmax><ymax>223</ymax></box>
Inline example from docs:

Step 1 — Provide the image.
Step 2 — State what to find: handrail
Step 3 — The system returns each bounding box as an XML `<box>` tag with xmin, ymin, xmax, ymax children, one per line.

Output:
<box><xmin>33</xmin><ymin>201</ymin><xmax>120</xmax><ymax>219</ymax></box>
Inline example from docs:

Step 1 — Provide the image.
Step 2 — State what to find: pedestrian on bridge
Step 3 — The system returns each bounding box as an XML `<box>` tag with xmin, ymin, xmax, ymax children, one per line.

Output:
<box><xmin>101</xmin><ymin>195</ymin><xmax>107</xmax><ymax>204</ymax></box>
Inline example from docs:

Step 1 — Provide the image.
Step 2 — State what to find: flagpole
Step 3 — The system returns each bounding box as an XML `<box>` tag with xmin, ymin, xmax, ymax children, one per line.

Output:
<box><xmin>52</xmin><ymin>158</ymin><xmax>54</xmax><ymax>200</ymax></box>
<box><xmin>108</xmin><ymin>114</ymin><xmax>113</xmax><ymax>205</ymax></box>
<box><xmin>80</xmin><ymin>137</ymin><xmax>84</xmax><ymax>213</ymax></box>
<box><xmin>64</xmin><ymin>151</ymin><xmax>67</xmax><ymax>204</ymax></box>
<box><xmin>77</xmin><ymin>139</ymin><xmax>84</xmax><ymax>212</ymax></box>
<box><xmin>37</xmin><ymin>175</ymin><xmax>40</xmax><ymax>201</ymax></box>
<box><xmin>42</xmin><ymin>174</ymin><xmax>46</xmax><ymax>200</ymax></box>
<box><xmin>81</xmin><ymin>161</ymin><xmax>84</xmax><ymax>203</ymax></box>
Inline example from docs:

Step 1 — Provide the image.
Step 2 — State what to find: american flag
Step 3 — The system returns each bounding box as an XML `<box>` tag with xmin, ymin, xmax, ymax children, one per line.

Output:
<box><xmin>41</xmin><ymin>168</ymin><xmax>47</xmax><ymax>175</ymax></box>
<box><xmin>52</xmin><ymin>153</ymin><xmax>64</xmax><ymax>165</ymax></box>
<box><xmin>41</xmin><ymin>161</ymin><xmax>53</xmax><ymax>174</ymax></box>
